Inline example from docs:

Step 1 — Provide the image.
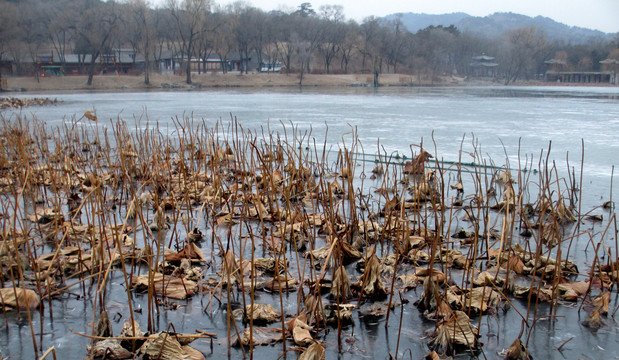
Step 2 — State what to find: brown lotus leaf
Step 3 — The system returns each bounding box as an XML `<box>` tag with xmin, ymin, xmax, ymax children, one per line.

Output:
<box><xmin>87</xmin><ymin>339</ymin><xmax>132</xmax><ymax>360</ymax></box>
<box><xmin>221</xmin><ymin>250</ymin><xmax>241</xmax><ymax>284</ymax></box>
<box><xmin>398</xmin><ymin>273</ymin><xmax>419</xmax><ymax>290</ymax></box>
<box><xmin>232</xmin><ymin>327</ymin><xmax>284</xmax><ymax>346</ymax></box>
<box><xmin>120</xmin><ymin>320</ymin><xmax>144</xmax><ymax>338</ymax></box>
<box><xmin>131</xmin><ymin>273</ymin><xmax>198</xmax><ymax>300</ymax></box>
<box><xmin>165</xmin><ymin>242</ymin><xmax>206</xmax><ymax>263</ymax></box>
<box><xmin>415</xmin><ymin>268</ymin><xmax>446</xmax><ymax>283</ymax></box>
<box><xmin>416</xmin><ymin>276</ymin><xmax>440</xmax><ymax>311</ymax></box>
<box><xmin>360</xmin><ymin>252</ymin><xmax>386</xmax><ymax>298</ymax></box>
<box><xmin>140</xmin><ymin>332</ymin><xmax>205</xmax><ymax>360</ymax></box>
<box><xmin>305</xmin><ymin>214</ymin><xmax>325</xmax><ymax>227</ymax></box>
<box><xmin>431</xmin><ymin>310</ymin><xmax>479</xmax><ymax>354</ymax></box>
<box><xmin>408</xmin><ymin>235</ymin><xmax>425</xmax><ymax>248</ymax></box>
<box><xmin>178</xmin><ymin>259</ymin><xmax>204</xmax><ymax>281</ymax></box>
<box><xmin>503</xmin><ymin>185</ymin><xmax>515</xmax><ymax>203</ymax></box>
<box><xmin>299</xmin><ymin>341</ymin><xmax>325</xmax><ymax>360</ymax></box>
<box><xmin>252</xmin><ymin>258</ymin><xmax>288</xmax><ymax>273</ymax></box>
<box><xmin>472</xmin><ymin>270</ymin><xmax>505</xmax><ymax>287</ymax></box>
<box><xmin>585</xmin><ymin>214</ymin><xmax>603</xmax><ymax>222</ymax></box>
<box><xmin>303</xmin><ymin>294</ymin><xmax>325</xmax><ymax>325</ymax></box>
<box><xmin>371</xmin><ymin>165</ymin><xmax>384</xmax><ymax>175</ymax></box>
<box><xmin>461</xmin><ymin>287</ymin><xmax>502</xmax><ymax>314</ymax></box>
<box><xmin>556</xmin><ymin>199</ymin><xmax>576</xmax><ymax>223</ymax></box>
<box><xmin>502</xmin><ymin>255</ymin><xmax>525</xmax><ymax>274</ymax></box>
<box><xmin>558</xmin><ymin>281</ymin><xmax>589</xmax><ymax>301</ymax></box>
<box><xmin>582</xmin><ymin>307</ymin><xmax>603</xmax><ymax>330</ymax></box>
<box><xmin>287</xmin><ymin>314</ymin><xmax>313</xmax><ymax>346</ymax></box>
<box><xmin>505</xmin><ymin>338</ymin><xmax>531</xmax><ymax>360</ymax></box>
<box><xmin>445</xmin><ymin>289</ymin><xmax>462</xmax><ymax>310</ymax></box>
<box><xmin>264</xmin><ymin>274</ymin><xmax>298</xmax><ymax>291</ymax></box>
<box><xmin>216</xmin><ymin>213</ymin><xmax>237</xmax><ymax>226</ymax></box>
<box><xmin>84</xmin><ymin>110</ymin><xmax>97</xmax><ymax>121</ymax></box>
<box><xmin>408</xmin><ymin>249</ymin><xmax>431</xmax><ymax>263</ymax></box>
<box><xmin>95</xmin><ymin>310</ymin><xmax>113</xmax><ymax>338</ymax></box>
<box><xmin>330</xmin><ymin>265</ymin><xmax>351</xmax><ymax>300</ymax></box>
<box><xmin>243</xmin><ymin>304</ymin><xmax>280</xmax><ymax>323</ymax></box>
<box><xmin>308</xmin><ymin>245</ymin><xmax>330</xmax><ymax>260</ymax></box>
<box><xmin>27</xmin><ymin>207</ymin><xmax>63</xmax><ymax>224</ymax></box>
<box><xmin>496</xmin><ymin>170</ymin><xmax>512</xmax><ymax>184</ymax></box>
<box><xmin>512</xmin><ymin>285</ymin><xmax>553</xmax><ymax>302</ymax></box>
<box><xmin>452</xmin><ymin>228</ymin><xmax>473</xmax><ymax>239</ymax></box>
<box><xmin>381</xmin><ymin>196</ymin><xmax>400</xmax><ymax>213</ymax></box>
<box><xmin>359</xmin><ymin>302</ymin><xmax>392</xmax><ymax>317</ymax></box>
<box><xmin>593</xmin><ymin>291</ymin><xmax>610</xmax><ymax>314</ymax></box>
<box><xmin>357</xmin><ymin>220</ymin><xmax>383</xmax><ymax>238</ymax></box>
<box><xmin>434</xmin><ymin>299</ymin><xmax>454</xmax><ymax>320</ymax></box>
<box><xmin>339</xmin><ymin>240</ymin><xmax>362</xmax><ymax>260</ymax></box>
<box><xmin>326</xmin><ymin>303</ymin><xmax>355</xmax><ymax>325</ymax></box>
<box><xmin>186</xmin><ymin>227</ymin><xmax>203</xmax><ymax>242</ymax></box>
<box><xmin>425</xmin><ymin>350</ymin><xmax>441</xmax><ymax>360</ymax></box>
<box><xmin>0</xmin><ymin>288</ymin><xmax>40</xmax><ymax>310</ymax></box>
<box><xmin>329</xmin><ymin>179</ymin><xmax>344</xmax><ymax>195</ymax></box>
<box><xmin>440</xmin><ymin>249</ymin><xmax>468</xmax><ymax>268</ymax></box>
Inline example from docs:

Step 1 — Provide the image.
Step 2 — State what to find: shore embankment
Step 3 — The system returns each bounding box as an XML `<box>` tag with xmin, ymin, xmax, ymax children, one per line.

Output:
<box><xmin>1</xmin><ymin>73</ymin><xmax>466</xmax><ymax>93</ymax></box>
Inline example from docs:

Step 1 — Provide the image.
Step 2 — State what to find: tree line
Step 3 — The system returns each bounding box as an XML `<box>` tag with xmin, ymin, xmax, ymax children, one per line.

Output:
<box><xmin>0</xmin><ymin>0</ymin><xmax>617</xmax><ymax>85</ymax></box>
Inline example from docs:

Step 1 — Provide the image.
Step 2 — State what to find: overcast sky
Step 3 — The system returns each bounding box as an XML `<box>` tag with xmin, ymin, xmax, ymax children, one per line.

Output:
<box><xmin>200</xmin><ymin>0</ymin><xmax>619</xmax><ymax>33</ymax></box>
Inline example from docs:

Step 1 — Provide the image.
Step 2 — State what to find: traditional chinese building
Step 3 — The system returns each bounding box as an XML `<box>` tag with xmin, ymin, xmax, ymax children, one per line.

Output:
<box><xmin>469</xmin><ymin>55</ymin><xmax>498</xmax><ymax>78</ymax></box>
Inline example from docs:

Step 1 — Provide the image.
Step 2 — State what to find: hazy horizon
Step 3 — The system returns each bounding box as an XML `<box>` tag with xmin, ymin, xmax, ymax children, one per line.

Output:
<box><xmin>153</xmin><ymin>0</ymin><xmax>618</xmax><ymax>34</ymax></box>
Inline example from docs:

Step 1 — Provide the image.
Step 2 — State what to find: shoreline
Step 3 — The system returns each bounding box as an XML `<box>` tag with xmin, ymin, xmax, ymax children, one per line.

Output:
<box><xmin>1</xmin><ymin>73</ymin><xmax>615</xmax><ymax>94</ymax></box>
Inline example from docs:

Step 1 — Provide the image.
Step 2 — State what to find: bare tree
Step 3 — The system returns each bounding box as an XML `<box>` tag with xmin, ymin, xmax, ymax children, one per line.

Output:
<box><xmin>501</xmin><ymin>26</ymin><xmax>547</xmax><ymax>84</ymax></box>
<box><xmin>127</xmin><ymin>0</ymin><xmax>155</xmax><ymax>84</ymax></box>
<box><xmin>317</xmin><ymin>5</ymin><xmax>345</xmax><ymax>74</ymax></box>
<box><xmin>72</xmin><ymin>0</ymin><xmax>120</xmax><ymax>86</ymax></box>
<box><xmin>42</xmin><ymin>0</ymin><xmax>75</xmax><ymax>74</ymax></box>
<box><xmin>168</xmin><ymin>0</ymin><xmax>210</xmax><ymax>84</ymax></box>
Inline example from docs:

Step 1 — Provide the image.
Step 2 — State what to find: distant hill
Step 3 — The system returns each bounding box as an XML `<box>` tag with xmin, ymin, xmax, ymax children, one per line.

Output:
<box><xmin>385</xmin><ymin>12</ymin><xmax>611</xmax><ymax>44</ymax></box>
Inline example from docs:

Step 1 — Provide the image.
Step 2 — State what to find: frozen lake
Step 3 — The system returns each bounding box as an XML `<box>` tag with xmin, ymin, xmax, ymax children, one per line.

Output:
<box><xmin>1</xmin><ymin>85</ymin><xmax>619</xmax><ymax>359</ymax></box>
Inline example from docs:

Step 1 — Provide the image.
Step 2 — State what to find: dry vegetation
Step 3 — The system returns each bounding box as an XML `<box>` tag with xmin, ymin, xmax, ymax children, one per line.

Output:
<box><xmin>0</xmin><ymin>113</ymin><xmax>616</xmax><ymax>359</ymax></box>
<box><xmin>4</xmin><ymin>73</ymin><xmax>447</xmax><ymax>92</ymax></box>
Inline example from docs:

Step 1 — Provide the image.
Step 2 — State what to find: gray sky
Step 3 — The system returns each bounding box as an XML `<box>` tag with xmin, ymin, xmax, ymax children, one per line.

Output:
<box><xmin>204</xmin><ymin>0</ymin><xmax>619</xmax><ymax>33</ymax></box>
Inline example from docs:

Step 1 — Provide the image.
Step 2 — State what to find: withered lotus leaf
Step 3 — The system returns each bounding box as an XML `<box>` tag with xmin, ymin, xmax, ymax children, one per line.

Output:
<box><xmin>593</xmin><ymin>291</ymin><xmax>610</xmax><ymax>314</ymax></box>
<box><xmin>0</xmin><ymin>288</ymin><xmax>40</xmax><ymax>310</ymax></box>
<box><xmin>140</xmin><ymin>332</ymin><xmax>205</xmax><ymax>360</ymax></box>
<box><xmin>360</xmin><ymin>252</ymin><xmax>386</xmax><ymax>298</ymax></box>
<box><xmin>95</xmin><ymin>310</ymin><xmax>112</xmax><ymax>338</ymax></box>
<box><xmin>253</xmin><ymin>258</ymin><xmax>288</xmax><ymax>273</ymax></box>
<box><xmin>558</xmin><ymin>281</ymin><xmax>589</xmax><ymax>301</ymax></box>
<box><xmin>120</xmin><ymin>320</ymin><xmax>144</xmax><ymax>338</ymax></box>
<box><xmin>131</xmin><ymin>273</ymin><xmax>198</xmax><ymax>300</ymax></box>
<box><xmin>232</xmin><ymin>327</ymin><xmax>284</xmax><ymax>346</ymax></box>
<box><xmin>326</xmin><ymin>304</ymin><xmax>354</xmax><ymax>325</ymax></box>
<box><xmin>425</xmin><ymin>350</ymin><xmax>441</xmax><ymax>360</ymax></box>
<box><xmin>330</xmin><ymin>265</ymin><xmax>352</xmax><ymax>300</ymax></box>
<box><xmin>299</xmin><ymin>342</ymin><xmax>325</xmax><ymax>360</ymax></box>
<box><xmin>431</xmin><ymin>310</ymin><xmax>479</xmax><ymax>354</ymax></box>
<box><xmin>415</xmin><ymin>268</ymin><xmax>447</xmax><ymax>283</ymax></box>
<box><xmin>582</xmin><ymin>307</ymin><xmax>603</xmax><ymax>330</ymax></box>
<box><xmin>243</xmin><ymin>303</ymin><xmax>280</xmax><ymax>323</ymax></box>
<box><xmin>288</xmin><ymin>314</ymin><xmax>313</xmax><ymax>346</ymax></box>
<box><xmin>504</xmin><ymin>338</ymin><xmax>531</xmax><ymax>360</ymax></box>
<box><xmin>264</xmin><ymin>274</ymin><xmax>298</xmax><ymax>291</ymax></box>
<box><xmin>460</xmin><ymin>287</ymin><xmax>502</xmax><ymax>314</ymax></box>
<box><xmin>165</xmin><ymin>242</ymin><xmax>206</xmax><ymax>263</ymax></box>
<box><xmin>398</xmin><ymin>273</ymin><xmax>419</xmax><ymax>290</ymax></box>
<box><xmin>87</xmin><ymin>339</ymin><xmax>132</xmax><ymax>360</ymax></box>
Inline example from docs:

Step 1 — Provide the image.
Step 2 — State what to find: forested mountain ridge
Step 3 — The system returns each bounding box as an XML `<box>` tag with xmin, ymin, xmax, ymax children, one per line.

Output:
<box><xmin>386</xmin><ymin>12</ymin><xmax>612</xmax><ymax>44</ymax></box>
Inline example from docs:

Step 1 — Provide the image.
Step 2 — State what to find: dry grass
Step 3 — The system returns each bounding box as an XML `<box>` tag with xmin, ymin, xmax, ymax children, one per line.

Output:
<box><xmin>5</xmin><ymin>73</ymin><xmax>451</xmax><ymax>92</ymax></box>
